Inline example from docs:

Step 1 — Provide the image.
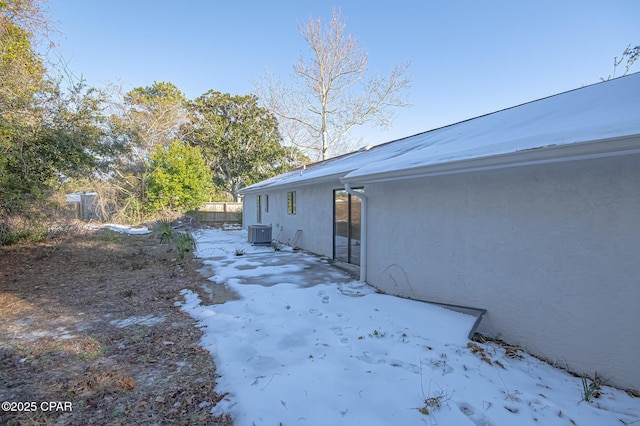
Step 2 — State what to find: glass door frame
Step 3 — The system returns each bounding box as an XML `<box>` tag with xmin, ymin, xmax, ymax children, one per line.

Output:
<box><xmin>333</xmin><ymin>188</ymin><xmax>363</xmax><ymax>265</ymax></box>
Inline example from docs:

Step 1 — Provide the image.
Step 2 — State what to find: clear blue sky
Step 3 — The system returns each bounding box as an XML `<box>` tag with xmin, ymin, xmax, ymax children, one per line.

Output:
<box><xmin>44</xmin><ymin>0</ymin><xmax>639</xmax><ymax>146</ymax></box>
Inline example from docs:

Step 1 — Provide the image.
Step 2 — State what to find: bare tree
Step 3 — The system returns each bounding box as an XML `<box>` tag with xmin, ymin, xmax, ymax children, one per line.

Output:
<box><xmin>603</xmin><ymin>44</ymin><xmax>639</xmax><ymax>81</ymax></box>
<box><xmin>616</xmin><ymin>45</ymin><xmax>639</xmax><ymax>76</ymax></box>
<box><xmin>257</xmin><ymin>8</ymin><xmax>411</xmax><ymax>161</ymax></box>
<box><xmin>124</xmin><ymin>81</ymin><xmax>188</xmax><ymax>153</ymax></box>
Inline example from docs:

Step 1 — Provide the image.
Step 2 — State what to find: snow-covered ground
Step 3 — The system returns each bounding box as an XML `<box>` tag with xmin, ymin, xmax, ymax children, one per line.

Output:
<box><xmin>180</xmin><ymin>227</ymin><xmax>640</xmax><ymax>425</ymax></box>
<box><xmin>86</xmin><ymin>223</ymin><xmax>151</xmax><ymax>234</ymax></box>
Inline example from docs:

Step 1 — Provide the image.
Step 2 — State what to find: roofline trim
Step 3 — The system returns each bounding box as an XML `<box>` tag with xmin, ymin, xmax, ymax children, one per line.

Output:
<box><xmin>341</xmin><ymin>135</ymin><xmax>640</xmax><ymax>185</ymax></box>
<box><xmin>239</xmin><ymin>171</ymin><xmax>349</xmax><ymax>194</ymax></box>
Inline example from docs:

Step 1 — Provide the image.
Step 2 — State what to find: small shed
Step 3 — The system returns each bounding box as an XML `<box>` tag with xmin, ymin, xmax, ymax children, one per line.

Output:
<box><xmin>66</xmin><ymin>192</ymin><xmax>99</xmax><ymax>221</ymax></box>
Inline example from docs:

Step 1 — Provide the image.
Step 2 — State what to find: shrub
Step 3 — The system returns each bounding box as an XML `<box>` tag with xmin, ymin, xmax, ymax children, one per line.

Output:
<box><xmin>152</xmin><ymin>218</ymin><xmax>196</xmax><ymax>261</ymax></box>
<box><xmin>146</xmin><ymin>140</ymin><xmax>214</xmax><ymax>213</ymax></box>
<box><xmin>152</xmin><ymin>218</ymin><xmax>174</xmax><ymax>243</ymax></box>
<box><xmin>174</xmin><ymin>232</ymin><xmax>196</xmax><ymax>260</ymax></box>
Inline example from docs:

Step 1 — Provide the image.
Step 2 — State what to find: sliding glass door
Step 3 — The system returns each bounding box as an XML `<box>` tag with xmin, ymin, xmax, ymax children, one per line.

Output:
<box><xmin>333</xmin><ymin>189</ymin><xmax>362</xmax><ymax>265</ymax></box>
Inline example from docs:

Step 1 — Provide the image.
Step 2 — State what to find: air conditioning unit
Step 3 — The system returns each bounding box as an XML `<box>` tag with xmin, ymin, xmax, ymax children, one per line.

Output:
<box><xmin>248</xmin><ymin>225</ymin><xmax>272</xmax><ymax>245</ymax></box>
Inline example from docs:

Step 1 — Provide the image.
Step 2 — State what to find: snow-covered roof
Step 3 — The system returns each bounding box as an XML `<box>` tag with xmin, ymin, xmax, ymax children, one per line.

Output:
<box><xmin>241</xmin><ymin>73</ymin><xmax>640</xmax><ymax>193</ymax></box>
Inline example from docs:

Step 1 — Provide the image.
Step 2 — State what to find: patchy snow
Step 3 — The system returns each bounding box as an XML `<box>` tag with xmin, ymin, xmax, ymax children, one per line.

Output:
<box><xmin>109</xmin><ymin>315</ymin><xmax>165</xmax><ymax>328</ymax></box>
<box><xmin>179</xmin><ymin>228</ymin><xmax>640</xmax><ymax>425</ymax></box>
<box><xmin>86</xmin><ymin>223</ymin><xmax>151</xmax><ymax>235</ymax></box>
<box><xmin>15</xmin><ymin>327</ymin><xmax>76</xmax><ymax>342</ymax></box>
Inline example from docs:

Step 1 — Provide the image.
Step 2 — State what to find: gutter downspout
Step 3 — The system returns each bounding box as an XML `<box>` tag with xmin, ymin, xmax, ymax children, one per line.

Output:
<box><xmin>344</xmin><ymin>183</ymin><xmax>367</xmax><ymax>282</ymax></box>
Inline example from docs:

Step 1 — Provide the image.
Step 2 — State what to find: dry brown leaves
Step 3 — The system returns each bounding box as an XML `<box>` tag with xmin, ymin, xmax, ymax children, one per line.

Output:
<box><xmin>466</xmin><ymin>342</ymin><xmax>506</xmax><ymax>369</ymax></box>
<box><xmin>0</xmin><ymin>228</ymin><xmax>232</xmax><ymax>425</ymax></box>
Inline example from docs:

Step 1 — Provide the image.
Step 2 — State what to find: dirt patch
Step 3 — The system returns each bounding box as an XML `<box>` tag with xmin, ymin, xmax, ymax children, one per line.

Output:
<box><xmin>0</xmin><ymin>227</ymin><xmax>233</xmax><ymax>425</ymax></box>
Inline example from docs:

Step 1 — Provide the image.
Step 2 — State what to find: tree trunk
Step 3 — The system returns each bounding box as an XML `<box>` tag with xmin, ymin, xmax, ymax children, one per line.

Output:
<box><xmin>230</xmin><ymin>182</ymin><xmax>239</xmax><ymax>202</ymax></box>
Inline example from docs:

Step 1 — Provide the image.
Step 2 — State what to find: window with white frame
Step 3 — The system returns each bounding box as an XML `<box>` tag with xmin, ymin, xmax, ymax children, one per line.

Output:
<box><xmin>287</xmin><ymin>191</ymin><xmax>296</xmax><ymax>215</ymax></box>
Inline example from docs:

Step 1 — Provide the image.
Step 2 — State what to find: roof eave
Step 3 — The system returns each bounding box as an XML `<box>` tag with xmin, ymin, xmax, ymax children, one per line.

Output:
<box><xmin>240</xmin><ymin>171</ymin><xmax>349</xmax><ymax>195</ymax></box>
<box><xmin>341</xmin><ymin>135</ymin><xmax>640</xmax><ymax>185</ymax></box>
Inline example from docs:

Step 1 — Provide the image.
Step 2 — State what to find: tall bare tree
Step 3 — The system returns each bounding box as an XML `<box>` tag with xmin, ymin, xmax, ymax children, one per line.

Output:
<box><xmin>257</xmin><ymin>8</ymin><xmax>411</xmax><ymax>161</ymax></box>
<box><xmin>124</xmin><ymin>81</ymin><xmax>187</xmax><ymax>154</ymax></box>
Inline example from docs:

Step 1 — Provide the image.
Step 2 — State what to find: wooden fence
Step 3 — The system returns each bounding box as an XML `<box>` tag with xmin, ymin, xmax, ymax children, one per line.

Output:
<box><xmin>66</xmin><ymin>193</ymin><xmax>243</xmax><ymax>224</ymax></box>
<box><xmin>190</xmin><ymin>202</ymin><xmax>243</xmax><ymax>223</ymax></box>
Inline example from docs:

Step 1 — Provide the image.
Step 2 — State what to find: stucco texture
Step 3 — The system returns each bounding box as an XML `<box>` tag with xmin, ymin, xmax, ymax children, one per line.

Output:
<box><xmin>366</xmin><ymin>154</ymin><xmax>640</xmax><ymax>389</ymax></box>
<box><xmin>243</xmin><ymin>182</ymin><xmax>337</xmax><ymax>257</ymax></box>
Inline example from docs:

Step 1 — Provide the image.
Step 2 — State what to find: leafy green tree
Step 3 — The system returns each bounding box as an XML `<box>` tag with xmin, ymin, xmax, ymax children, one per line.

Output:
<box><xmin>91</xmin><ymin>81</ymin><xmax>187</xmax><ymax>220</ymax></box>
<box><xmin>146</xmin><ymin>139</ymin><xmax>213</xmax><ymax>212</ymax></box>
<box><xmin>184</xmin><ymin>90</ymin><xmax>300</xmax><ymax>201</ymax></box>
<box><xmin>2</xmin><ymin>0</ymin><xmax>143</xmax><ymax>228</ymax></box>
<box><xmin>0</xmin><ymin>8</ymin><xmax>45</xmax><ymax>118</ymax></box>
<box><xmin>1</xmin><ymin>1</ymin><xmax>47</xmax><ymax>214</ymax></box>
<box><xmin>1</xmin><ymin>0</ymin><xmax>128</xmax><ymax>232</ymax></box>
<box><xmin>1</xmin><ymin>74</ymin><xmax>124</xmax><ymax>218</ymax></box>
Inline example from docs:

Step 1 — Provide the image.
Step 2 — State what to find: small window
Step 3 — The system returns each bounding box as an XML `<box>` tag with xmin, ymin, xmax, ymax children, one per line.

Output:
<box><xmin>264</xmin><ymin>195</ymin><xmax>269</xmax><ymax>213</ymax></box>
<box><xmin>256</xmin><ymin>195</ymin><xmax>262</xmax><ymax>223</ymax></box>
<box><xmin>287</xmin><ymin>191</ymin><xmax>296</xmax><ymax>215</ymax></box>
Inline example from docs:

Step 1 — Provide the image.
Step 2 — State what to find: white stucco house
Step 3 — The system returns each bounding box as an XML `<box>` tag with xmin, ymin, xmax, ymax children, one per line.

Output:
<box><xmin>240</xmin><ymin>73</ymin><xmax>640</xmax><ymax>390</ymax></box>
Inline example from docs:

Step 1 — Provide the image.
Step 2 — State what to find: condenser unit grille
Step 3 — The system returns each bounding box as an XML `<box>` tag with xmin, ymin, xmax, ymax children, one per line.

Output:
<box><xmin>248</xmin><ymin>225</ymin><xmax>272</xmax><ymax>245</ymax></box>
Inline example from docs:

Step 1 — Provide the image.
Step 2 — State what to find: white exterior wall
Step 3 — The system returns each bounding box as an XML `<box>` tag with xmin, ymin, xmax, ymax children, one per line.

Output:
<box><xmin>243</xmin><ymin>182</ymin><xmax>338</xmax><ymax>257</ymax></box>
<box><xmin>365</xmin><ymin>154</ymin><xmax>640</xmax><ymax>389</ymax></box>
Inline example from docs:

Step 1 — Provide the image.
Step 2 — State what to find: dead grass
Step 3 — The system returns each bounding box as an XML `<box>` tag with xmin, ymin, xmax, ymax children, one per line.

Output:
<box><xmin>0</xmin><ymin>227</ymin><xmax>233</xmax><ymax>425</ymax></box>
